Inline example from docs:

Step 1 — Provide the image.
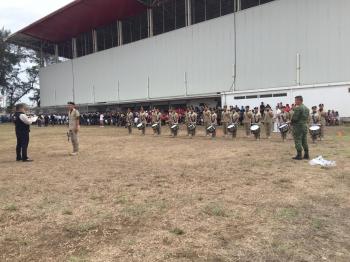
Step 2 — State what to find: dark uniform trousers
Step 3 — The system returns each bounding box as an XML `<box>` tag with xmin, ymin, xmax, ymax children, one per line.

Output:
<box><xmin>16</xmin><ymin>131</ymin><xmax>29</xmax><ymax>160</ymax></box>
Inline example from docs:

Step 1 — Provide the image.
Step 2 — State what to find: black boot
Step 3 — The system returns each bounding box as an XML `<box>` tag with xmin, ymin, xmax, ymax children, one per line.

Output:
<box><xmin>293</xmin><ymin>151</ymin><xmax>302</xmax><ymax>160</ymax></box>
<box><xmin>303</xmin><ymin>151</ymin><xmax>310</xmax><ymax>160</ymax></box>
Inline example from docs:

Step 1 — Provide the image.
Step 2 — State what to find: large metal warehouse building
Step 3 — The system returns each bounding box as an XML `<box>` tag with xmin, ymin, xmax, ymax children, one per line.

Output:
<box><xmin>8</xmin><ymin>0</ymin><xmax>350</xmax><ymax>116</ymax></box>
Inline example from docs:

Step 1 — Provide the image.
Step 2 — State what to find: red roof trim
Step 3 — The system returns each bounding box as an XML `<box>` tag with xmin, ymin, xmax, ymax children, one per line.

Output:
<box><xmin>15</xmin><ymin>0</ymin><xmax>147</xmax><ymax>43</ymax></box>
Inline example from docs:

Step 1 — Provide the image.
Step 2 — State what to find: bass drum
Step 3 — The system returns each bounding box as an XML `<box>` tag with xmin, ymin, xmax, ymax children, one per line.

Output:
<box><xmin>250</xmin><ymin>124</ymin><xmax>260</xmax><ymax>134</ymax></box>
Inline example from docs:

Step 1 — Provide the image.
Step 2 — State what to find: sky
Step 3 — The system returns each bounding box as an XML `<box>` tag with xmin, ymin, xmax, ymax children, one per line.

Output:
<box><xmin>0</xmin><ymin>0</ymin><xmax>72</xmax><ymax>33</ymax></box>
<box><xmin>0</xmin><ymin>0</ymin><xmax>73</xmax><ymax>106</ymax></box>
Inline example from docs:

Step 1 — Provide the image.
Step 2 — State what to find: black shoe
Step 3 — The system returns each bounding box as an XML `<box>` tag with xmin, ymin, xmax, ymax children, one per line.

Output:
<box><xmin>303</xmin><ymin>152</ymin><xmax>310</xmax><ymax>160</ymax></box>
<box><xmin>16</xmin><ymin>159</ymin><xmax>22</xmax><ymax>162</ymax></box>
<box><xmin>22</xmin><ymin>159</ymin><xmax>34</xmax><ymax>162</ymax></box>
<box><xmin>293</xmin><ymin>152</ymin><xmax>302</xmax><ymax>160</ymax></box>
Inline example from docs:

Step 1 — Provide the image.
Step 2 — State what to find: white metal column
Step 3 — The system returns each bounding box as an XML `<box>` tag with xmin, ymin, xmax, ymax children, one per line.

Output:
<box><xmin>185</xmin><ymin>0</ymin><xmax>192</xmax><ymax>26</ymax></box>
<box><xmin>72</xmin><ymin>38</ymin><xmax>77</xmax><ymax>58</ymax></box>
<box><xmin>117</xmin><ymin>21</ymin><xmax>123</xmax><ymax>46</ymax></box>
<box><xmin>147</xmin><ymin>8</ymin><xmax>153</xmax><ymax>37</ymax></box>
<box><xmin>92</xmin><ymin>29</ymin><xmax>98</xmax><ymax>53</ymax></box>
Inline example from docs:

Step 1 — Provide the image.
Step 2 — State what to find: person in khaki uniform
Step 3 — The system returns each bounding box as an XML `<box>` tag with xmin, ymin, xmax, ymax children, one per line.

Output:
<box><xmin>210</xmin><ymin>109</ymin><xmax>217</xmax><ymax>138</ymax></box>
<box><xmin>310</xmin><ymin>106</ymin><xmax>320</xmax><ymax>126</ymax></box>
<box><xmin>230</xmin><ymin>108</ymin><xmax>240</xmax><ymax>138</ymax></box>
<box><xmin>221</xmin><ymin>105</ymin><xmax>231</xmax><ymax>137</ymax></box>
<box><xmin>203</xmin><ymin>106</ymin><xmax>211</xmax><ymax>136</ymax></box>
<box><xmin>126</xmin><ymin>108</ymin><xmax>134</xmax><ymax>135</ymax></box>
<box><xmin>263</xmin><ymin>105</ymin><xmax>274</xmax><ymax>139</ymax></box>
<box><xmin>252</xmin><ymin>107</ymin><xmax>262</xmax><ymax>140</ymax></box>
<box><xmin>139</xmin><ymin>107</ymin><xmax>147</xmax><ymax>136</ymax></box>
<box><xmin>187</xmin><ymin>107</ymin><xmax>197</xmax><ymax>138</ymax></box>
<box><xmin>168</xmin><ymin>108</ymin><xmax>179</xmax><ymax>137</ymax></box>
<box><xmin>151</xmin><ymin>108</ymin><xmax>162</xmax><ymax>135</ymax></box>
<box><xmin>67</xmin><ymin>102</ymin><xmax>80</xmax><ymax>156</ymax></box>
<box><xmin>242</xmin><ymin>106</ymin><xmax>253</xmax><ymax>137</ymax></box>
<box><xmin>318</xmin><ymin>104</ymin><xmax>327</xmax><ymax>139</ymax></box>
<box><xmin>278</xmin><ymin>106</ymin><xmax>290</xmax><ymax>141</ymax></box>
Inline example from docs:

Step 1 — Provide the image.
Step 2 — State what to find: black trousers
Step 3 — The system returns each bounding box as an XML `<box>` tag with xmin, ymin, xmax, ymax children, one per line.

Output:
<box><xmin>16</xmin><ymin>132</ymin><xmax>29</xmax><ymax>160</ymax></box>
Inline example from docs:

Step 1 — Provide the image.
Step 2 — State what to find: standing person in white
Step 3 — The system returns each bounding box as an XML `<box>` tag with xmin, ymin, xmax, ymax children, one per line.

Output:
<box><xmin>99</xmin><ymin>113</ymin><xmax>104</xmax><ymax>127</ymax></box>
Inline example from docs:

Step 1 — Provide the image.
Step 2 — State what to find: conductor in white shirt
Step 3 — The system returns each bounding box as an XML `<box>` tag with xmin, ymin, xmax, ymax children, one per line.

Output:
<box><xmin>13</xmin><ymin>103</ymin><xmax>36</xmax><ymax>162</ymax></box>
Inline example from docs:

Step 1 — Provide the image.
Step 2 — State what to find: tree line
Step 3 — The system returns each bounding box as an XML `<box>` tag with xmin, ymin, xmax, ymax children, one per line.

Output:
<box><xmin>0</xmin><ymin>27</ymin><xmax>40</xmax><ymax>112</ymax></box>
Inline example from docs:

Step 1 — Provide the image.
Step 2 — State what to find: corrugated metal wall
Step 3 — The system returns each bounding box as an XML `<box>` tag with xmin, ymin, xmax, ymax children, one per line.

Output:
<box><xmin>40</xmin><ymin>0</ymin><xmax>350</xmax><ymax>107</ymax></box>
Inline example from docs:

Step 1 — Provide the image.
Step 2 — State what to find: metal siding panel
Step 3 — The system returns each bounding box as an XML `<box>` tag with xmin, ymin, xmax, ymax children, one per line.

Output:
<box><xmin>40</xmin><ymin>61</ymin><xmax>73</xmax><ymax>107</ymax></box>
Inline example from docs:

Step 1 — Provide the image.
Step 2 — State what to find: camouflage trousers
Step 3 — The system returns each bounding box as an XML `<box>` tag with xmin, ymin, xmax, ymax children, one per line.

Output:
<box><xmin>293</xmin><ymin>125</ymin><xmax>309</xmax><ymax>153</ymax></box>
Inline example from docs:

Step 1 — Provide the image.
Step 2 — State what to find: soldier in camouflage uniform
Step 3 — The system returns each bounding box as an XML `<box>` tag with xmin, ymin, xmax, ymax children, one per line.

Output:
<box><xmin>291</xmin><ymin>96</ymin><xmax>310</xmax><ymax>160</ymax></box>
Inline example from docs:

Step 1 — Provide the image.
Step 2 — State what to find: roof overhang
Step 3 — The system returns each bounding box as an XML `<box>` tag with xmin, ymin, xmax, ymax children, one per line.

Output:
<box><xmin>6</xmin><ymin>0</ymin><xmax>148</xmax><ymax>47</ymax></box>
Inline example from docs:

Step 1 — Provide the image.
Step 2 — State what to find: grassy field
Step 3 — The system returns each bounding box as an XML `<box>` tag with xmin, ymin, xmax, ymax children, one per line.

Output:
<box><xmin>0</xmin><ymin>124</ymin><xmax>349</xmax><ymax>262</ymax></box>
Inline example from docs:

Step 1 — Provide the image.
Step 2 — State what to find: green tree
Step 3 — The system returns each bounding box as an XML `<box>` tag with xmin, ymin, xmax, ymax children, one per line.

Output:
<box><xmin>0</xmin><ymin>27</ymin><xmax>40</xmax><ymax>110</ymax></box>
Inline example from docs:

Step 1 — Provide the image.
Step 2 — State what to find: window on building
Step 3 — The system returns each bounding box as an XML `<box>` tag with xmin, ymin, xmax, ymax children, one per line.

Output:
<box><xmin>234</xmin><ymin>96</ymin><xmax>246</xmax><ymax>100</ymax></box>
<box><xmin>191</xmin><ymin>0</ymin><xmax>206</xmax><ymax>24</ymax></box>
<box><xmin>246</xmin><ymin>95</ymin><xmax>258</xmax><ymax>99</ymax></box>
<box><xmin>122</xmin><ymin>12</ymin><xmax>148</xmax><ymax>44</ymax></box>
<box><xmin>96</xmin><ymin>22</ymin><xmax>118</xmax><ymax>51</ymax></box>
<box><xmin>273</xmin><ymin>93</ymin><xmax>287</xmax><ymax>97</ymax></box>
<box><xmin>76</xmin><ymin>31</ymin><xmax>93</xmax><ymax>57</ymax></box>
<box><xmin>260</xmin><ymin>94</ymin><xmax>273</xmax><ymax>98</ymax></box>
<box><xmin>175</xmin><ymin>0</ymin><xmax>186</xmax><ymax>29</ymax></box>
<box><xmin>241</xmin><ymin>0</ymin><xmax>259</xmax><ymax>10</ymax></box>
<box><xmin>221</xmin><ymin>0</ymin><xmax>235</xmax><ymax>16</ymax></box>
<box><xmin>57</xmin><ymin>40</ymin><xmax>72</xmax><ymax>59</ymax></box>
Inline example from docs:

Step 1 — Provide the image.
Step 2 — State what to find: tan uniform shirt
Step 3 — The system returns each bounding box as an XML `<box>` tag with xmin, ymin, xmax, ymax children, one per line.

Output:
<box><xmin>318</xmin><ymin>110</ymin><xmax>327</xmax><ymax>125</ymax></box>
<box><xmin>169</xmin><ymin>112</ymin><xmax>179</xmax><ymax>125</ymax></box>
<box><xmin>243</xmin><ymin>111</ymin><xmax>253</xmax><ymax>124</ymax></box>
<box><xmin>203</xmin><ymin>110</ymin><xmax>211</xmax><ymax>124</ymax></box>
<box><xmin>221</xmin><ymin>110</ymin><xmax>231</xmax><ymax>123</ymax></box>
<box><xmin>231</xmin><ymin>112</ymin><xmax>240</xmax><ymax>124</ymax></box>
<box><xmin>126</xmin><ymin>112</ymin><xmax>133</xmax><ymax>125</ymax></box>
<box><xmin>252</xmin><ymin>112</ymin><xmax>262</xmax><ymax>125</ymax></box>
<box><xmin>211</xmin><ymin>113</ymin><xmax>217</xmax><ymax>125</ymax></box>
<box><xmin>68</xmin><ymin>108</ymin><xmax>80</xmax><ymax>131</ymax></box>
<box><xmin>139</xmin><ymin>112</ymin><xmax>147</xmax><ymax>124</ymax></box>
<box><xmin>263</xmin><ymin>110</ymin><xmax>274</xmax><ymax>124</ymax></box>
<box><xmin>310</xmin><ymin>112</ymin><xmax>320</xmax><ymax>125</ymax></box>
<box><xmin>189</xmin><ymin>112</ymin><xmax>197</xmax><ymax>124</ymax></box>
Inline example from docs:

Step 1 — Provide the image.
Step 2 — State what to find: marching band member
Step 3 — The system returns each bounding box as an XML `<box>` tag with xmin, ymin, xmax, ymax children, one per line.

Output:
<box><xmin>126</xmin><ymin>108</ymin><xmax>134</xmax><ymax>135</ymax></box>
<box><xmin>230</xmin><ymin>108</ymin><xmax>240</xmax><ymax>139</ymax></box>
<box><xmin>263</xmin><ymin>105</ymin><xmax>274</xmax><ymax>139</ymax></box>
<box><xmin>188</xmin><ymin>107</ymin><xmax>197</xmax><ymax>138</ymax></box>
<box><xmin>318</xmin><ymin>104</ymin><xmax>327</xmax><ymax>139</ymax></box>
<box><xmin>252</xmin><ymin>107</ymin><xmax>262</xmax><ymax>140</ymax></box>
<box><xmin>278</xmin><ymin>106</ymin><xmax>290</xmax><ymax>141</ymax></box>
<box><xmin>203</xmin><ymin>106</ymin><xmax>211</xmax><ymax>136</ymax></box>
<box><xmin>243</xmin><ymin>106</ymin><xmax>253</xmax><ymax>137</ymax></box>
<box><xmin>221</xmin><ymin>105</ymin><xmax>231</xmax><ymax>138</ymax></box>
<box><xmin>151</xmin><ymin>108</ymin><xmax>162</xmax><ymax>136</ymax></box>
<box><xmin>139</xmin><ymin>107</ymin><xmax>147</xmax><ymax>136</ymax></box>
<box><xmin>168</xmin><ymin>108</ymin><xmax>179</xmax><ymax>137</ymax></box>
<box><xmin>210</xmin><ymin>109</ymin><xmax>217</xmax><ymax>138</ymax></box>
<box><xmin>311</xmin><ymin>106</ymin><xmax>320</xmax><ymax>126</ymax></box>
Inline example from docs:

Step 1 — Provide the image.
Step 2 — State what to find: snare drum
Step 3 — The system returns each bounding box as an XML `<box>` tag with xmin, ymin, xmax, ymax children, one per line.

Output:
<box><xmin>171</xmin><ymin>124</ymin><xmax>179</xmax><ymax>131</ymax></box>
<box><xmin>309</xmin><ymin>125</ymin><xmax>321</xmax><ymax>136</ymax></box>
<box><xmin>227</xmin><ymin>124</ymin><xmax>237</xmax><ymax>133</ymax></box>
<box><xmin>207</xmin><ymin>125</ymin><xmax>216</xmax><ymax>133</ymax></box>
<box><xmin>188</xmin><ymin>124</ymin><xmax>196</xmax><ymax>131</ymax></box>
<box><xmin>279</xmin><ymin>123</ymin><xmax>289</xmax><ymax>133</ymax></box>
<box><xmin>250</xmin><ymin>124</ymin><xmax>260</xmax><ymax>134</ymax></box>
<box><xmin>137</xmin><ymin>123</ymin><xmax>144</xmax><ymax>130</ymax></box>
<box><xmin>152</xmin><ymin>123</ymin><xmax>159</xmax><ymax>130</ymax></box>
